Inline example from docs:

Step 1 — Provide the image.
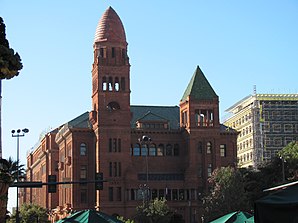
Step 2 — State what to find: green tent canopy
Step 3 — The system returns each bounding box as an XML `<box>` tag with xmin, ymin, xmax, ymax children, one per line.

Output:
<box><xmin>254</xmin><ymin>182</ymin><xmax>298</xmax><ymax>223</ymax></box>
<box><xmin>56</xmin><ymin>210</ymin><xmax>124</xmax><ymax>223</ymax></box>
<box><xmin>209</xmin><ymin>211</ymin><xmax>253</xmax><ymax>223</ymax></box>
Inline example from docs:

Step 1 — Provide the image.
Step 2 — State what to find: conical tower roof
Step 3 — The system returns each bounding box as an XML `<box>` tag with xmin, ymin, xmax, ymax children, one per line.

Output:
<box><xmin>181</xmin><ymin>66</ymin><xmax>218</xmax><ymax>102</ymax></box>
<box><xmin>94</xmin><ymin>6</ymin><xmax>126</xmax><ymax>44</ymax></box>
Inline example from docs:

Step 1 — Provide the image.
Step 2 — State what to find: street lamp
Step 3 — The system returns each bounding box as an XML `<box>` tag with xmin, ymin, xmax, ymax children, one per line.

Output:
<box><xmin>138</xmin><ymin>135</ymin><xmax>151</xmax><ymax>206</ymax></box>
<box><xmin>12</xmin><ymin>128</ymin><xmax>29</xmax><ymax>223</ymax></box>
<box><xmin>279</xmin><ymin>156</ymin><xmax>286</xmax><ymax>182</ymax></box>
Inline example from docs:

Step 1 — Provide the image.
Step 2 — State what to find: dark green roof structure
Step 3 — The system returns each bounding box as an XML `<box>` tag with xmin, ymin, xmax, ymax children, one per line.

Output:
<box><xmin>130</xmin><ymin>105</ymin><xmax>180</xmax><ymax>130</ymax></box>
<box><xmin>181</xmin><ymin>65</ymin><xmax>218</xmax><ymax>102</ymax></box>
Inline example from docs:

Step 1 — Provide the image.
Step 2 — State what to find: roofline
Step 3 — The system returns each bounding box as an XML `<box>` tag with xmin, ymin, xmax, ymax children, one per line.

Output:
<box><xmin>263</xmin><ymin>181</ymin><xmax>298</xmax><ymax>192</ymax></box>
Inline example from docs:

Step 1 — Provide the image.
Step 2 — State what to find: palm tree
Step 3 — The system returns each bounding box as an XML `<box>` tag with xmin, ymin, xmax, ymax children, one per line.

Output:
<box><xmin>0</xmin><ymin>157</ymin><xmax>24</xmax><ymax>222</ymax></box>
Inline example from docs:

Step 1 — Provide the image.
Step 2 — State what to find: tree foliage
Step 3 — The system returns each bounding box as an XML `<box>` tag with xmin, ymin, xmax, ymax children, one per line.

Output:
<box><xmin>202</xmin><ymin>142</ymin><xmax>298</xmax><ymax>221</ymax></box>
<box><xmin>8</xmin><ymin>203</ymin><xmax>50</xmax><ymax>223</ymax></box>
<box><xmin>278</xmin><ymin>141</ymin><xmax>298</xmax><ymax>180</ymax></box>
<box><xmin>135</xmin><ymin>198</ymin><xmax>172</xmax><ymax>223</ymax></box>
<box><xmin>0</xmin><ymin>17</ymin><xmax>23</xmax><ymax>80</ymax></box>
<box><xmin>202</xmin><ymin>166</ymin><xmax>250</xmax><ymax>221</ymax></box>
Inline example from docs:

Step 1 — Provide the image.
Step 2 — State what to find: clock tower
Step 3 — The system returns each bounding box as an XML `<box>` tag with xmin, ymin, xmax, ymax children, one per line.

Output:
<box><xmin>90</xmin><ymin>6</ymin><xmax>131</xmax><ymax>213</ymax></box>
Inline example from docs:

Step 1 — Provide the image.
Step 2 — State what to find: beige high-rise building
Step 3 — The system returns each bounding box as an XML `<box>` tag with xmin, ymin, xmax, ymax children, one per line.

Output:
<box><xmin>224</xmin><ymin>93</ymin><xmax>298</xmax><ymax>168</ymax></box>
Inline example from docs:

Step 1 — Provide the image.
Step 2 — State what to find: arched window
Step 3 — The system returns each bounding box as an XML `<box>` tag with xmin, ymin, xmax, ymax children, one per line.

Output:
<box><xmin>102</xmin><ymin>77</ymin><xmax>107</xmax><ymax>91</ymax></box>
<box><xmin>141</xmin><ymin>144</ymin><xmax>148</xmax><ymax>156</ymax></box>
<box><xmin>157</xmin><ymin>144</ymin><xmax>164</xmax><ymax>156</ymax></box>
<box><xmin>80</xmin><ymin>143</ymin><xmax>87</xmax><ymax>156</ymax></box>
<box><xmin>166</xmin><ymin>144</ymin><xmax>173</xmax><ymax>156</ymax></box>
<box><xmin>108</xmin><ymin>77</ymin><xmax>113</xmax><ymax>91</ymax></box>
<box><xmin>207</xmin><ymin>142</ymin><xmax>212</xmax><ymax>154</ymax></box>
<box><xmin>149</xmin><ymin>144</ymin><xmax>157</xmax><ymax>156</ymax></box>
<box><xmin>173</xmin><ymin>144</ymin><xmax>179</xmax><ymax>156</ymax></box>
<box><xmin>133</xmin><ymin>144</ymin><xmax>141</xmax><ymax>156</ymax></box>
<box><xmin>115</xmin><ymin>77</ymin><xmax>120</xmax><ymax>91</ymax></box>
<box><xmin>107</xmin><ymin>101</ymin><xmax>120</xmax><ymax>111</ymax></box>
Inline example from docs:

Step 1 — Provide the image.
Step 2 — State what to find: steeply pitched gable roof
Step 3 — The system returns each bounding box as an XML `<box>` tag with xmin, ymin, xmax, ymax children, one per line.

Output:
<box><xmin>181</xmin><ymin>66</ymin><xmax>218</xmax><ymax>102</ymax></box>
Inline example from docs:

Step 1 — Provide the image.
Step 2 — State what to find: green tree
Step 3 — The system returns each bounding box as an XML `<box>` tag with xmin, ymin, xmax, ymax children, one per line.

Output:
<box><xmin>0</xmin><ymin>157</ymin><xmax>24</xmax><ymax>222</ymax></box>
<box><xmin>8</xmin><ymin>203</ymin><xmax>49</xmax><ymax>223</ymax></box>
<box><xmin>278</xmin><ymin>141</ymin><xmax>298</xmax><ymax>180</ymax></box>
<box><xmin>135</xmin><ymin>198</ymin><xmax>172</xmax><ymax>223</ymax></box>
<box><xmin>202</xmin><ymin>166</ymin><xmax>250</xmax><ymax>221</ymax></box>
<box><xmin>0</xmin><ymin>17</ymin><xmax>23</xmax><ymax>158</ymax></box>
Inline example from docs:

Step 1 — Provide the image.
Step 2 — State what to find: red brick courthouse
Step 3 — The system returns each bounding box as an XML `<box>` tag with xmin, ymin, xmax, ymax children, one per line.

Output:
<box><xmin>21</xmin><ymin>7</ymin><xmax>237</xmax><ymax>223</ymax></box>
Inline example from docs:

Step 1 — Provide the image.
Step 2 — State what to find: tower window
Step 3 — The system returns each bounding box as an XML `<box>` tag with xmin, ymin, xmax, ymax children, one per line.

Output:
<box><xmin>102</xmin><ymin>77</ymin><xmax>107</xmax><ymax>91</ymax></box>
<box><xmin>80</xmin><ymin>143</ymin><xmax>87</xmax><ymax>156</ymax></box>
<box><xmin>115</xmin><ymin>77</ymin><xmax>120</xmax><ymax>91</ymax></box>
<box><xmin>112</xmin><ymin>47</ymin><xmax>115</xmax><ymax>58</ymax></box>
<box><xmin>108</xmin><ymin>77</ymin><xmax>113</xmax><ymax>91</ymax></box>
<box><xmin>120</xmin><ymin>77</ymin><xmax>126</xmax><ymax>91</ymax></box>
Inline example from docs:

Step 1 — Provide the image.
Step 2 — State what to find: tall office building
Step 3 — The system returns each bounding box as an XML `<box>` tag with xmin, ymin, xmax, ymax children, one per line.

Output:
<box><xmin>224</xmin><ymin>93</ymin><xmax>298</xmax><ymax>168</ymax></box>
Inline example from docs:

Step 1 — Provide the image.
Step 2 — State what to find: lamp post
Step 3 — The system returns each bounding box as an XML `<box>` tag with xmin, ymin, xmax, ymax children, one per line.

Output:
<box><xmin>12</xmin><ymin>128</ymin><xmax>29</xmax><ymax>223</ymax></box>
<box><xmin>280</xmin><ymin>156</ymin><xmax>286</xmax><ymax>182</ymax></box>
<box><xmin>138</xmin><ymin>135</ymin><xmax>151</xmax><ymax>206</ymax></box>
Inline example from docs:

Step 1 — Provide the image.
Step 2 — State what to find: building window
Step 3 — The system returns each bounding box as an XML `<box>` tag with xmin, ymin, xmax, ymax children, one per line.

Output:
<box><xmin>273</xmin><ymin>124</ymin><xmax>281</xmax><ymax>132</ymax></box>
<box><xmin>207</xmin><ymin>164</ymin><xmax>212</xmax><ymax>177</ymax></box>
<box><xmin>81</xmin><ymin>189</ymin><xmax>87</xmax><ymax>203</ymax></box>
<box><xmin>220</xmin><ymin>144</ymin><xmax>226</xmax><ymax>157</ymax></box>
<box><xmin>109</xmin><ymin>187</ymin><xmax>113</xmax><ymax>201</ymax></box>
<box><xmin>133</xmin><ymin>144</ymin><xmax>141</xmax><ymax>156</ymax></box>
<box><xmin>173</xmin><ymin>144</ymin><xmax>179</xmax><ymax>156</ymax></box>
<box><xmin>284</xmin><ymin>124</ymin><xmax>293</xmax><ymax>133</ymax></box>
<box><xmin>182</xmin><ymin>111</ymin><xmax>188</xmax><ymax>126</ymax></box>
<box><xmin>141</xmin><ymin>145</ymin><xmax>148</xmax><ymax>156</ymax></box>
<box><xmin>274</xmin><ymin>137</ymin><xmax>282</xmax><ymax>146</ymax></box>
<box><xmin>157</xmin><ymin>144</ymin><xmax>164</xmax><ymax>156</ymax></box>
<box><xmin>116</xmin><ymin>187</ymin><xmax>122</xmax><ymax>201</ymax></box>
<box><xmin>109</xmin><ymin>162</ymin><xmax>112</xmax><ymax>177</ymax></box>
<box><xmin>207</xmin><ymin>142</ymin><xmax>212</xmax><ymax>154</ymax></box>
<box><xmin>198</xmin><ymin>142</ymin><xmax>203</xmax><ymax>153</ymax></box>
<box><xmin>80</xmin><ymin>165</ymin><xmax>87</xmax><ymax>180</ymax></box>
<box><xmin>149</xmin><ymin>144</ymin><xmax>157</xmax><ymax>156</ymax></box>
<box><xmin>159</xmin><ymin>189</ymin><xmax>165</xmax><ymax>199</ymax></box>
<box><xmin>166</xmin><ymin>144</ymin><xmax>173</xmax><ymax>156</ymax></box>
<box><xmin>198</xmin><ymin>165</ymin><xmax>202</xmax><ymax>177</ymax></box>
<box><xmin>41</xmin><ymin>164</ymin><xmax>46</xmax><ymax>175</ymax></box>
<box><xmin>80</xmin><ymin>143</ymin><xmax>87</xmax><ymax>156</ymax></box>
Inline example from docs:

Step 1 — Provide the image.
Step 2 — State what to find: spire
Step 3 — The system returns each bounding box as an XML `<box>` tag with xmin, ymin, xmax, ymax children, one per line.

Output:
<box><xmin>181</xmin><ymin>66</ymin><xmax>218</xmax><ymax>102</ymax></box>
<box><xmin>94</xmin><ymin>6</ymin><xmax>126</xmax><ymax>44</ymax></box>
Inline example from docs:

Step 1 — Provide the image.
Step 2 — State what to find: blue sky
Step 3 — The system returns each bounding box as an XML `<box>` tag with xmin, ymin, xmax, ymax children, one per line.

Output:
<box><xmin>1</xmin><ymin>0</ymin><xmax>298</xmax><ymax>210</ymax></box>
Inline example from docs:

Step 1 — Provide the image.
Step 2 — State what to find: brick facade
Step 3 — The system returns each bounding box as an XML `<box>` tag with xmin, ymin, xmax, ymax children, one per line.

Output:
<box><xmin>22</xmin><ymin>7</ymin><xmax>237</xmax><ymax>223</ymax></box>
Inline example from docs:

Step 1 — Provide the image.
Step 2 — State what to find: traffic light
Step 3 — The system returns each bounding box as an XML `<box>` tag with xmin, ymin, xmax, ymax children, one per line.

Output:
<box><xmin>48</xmin><ymin>175</ymin><xmax>57</xmax><ymax>193</ymax></box>
<box><xmin>95</xmin><ymin>172</ymin><xmax>103</xmax><ymax>190</ymax></box>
